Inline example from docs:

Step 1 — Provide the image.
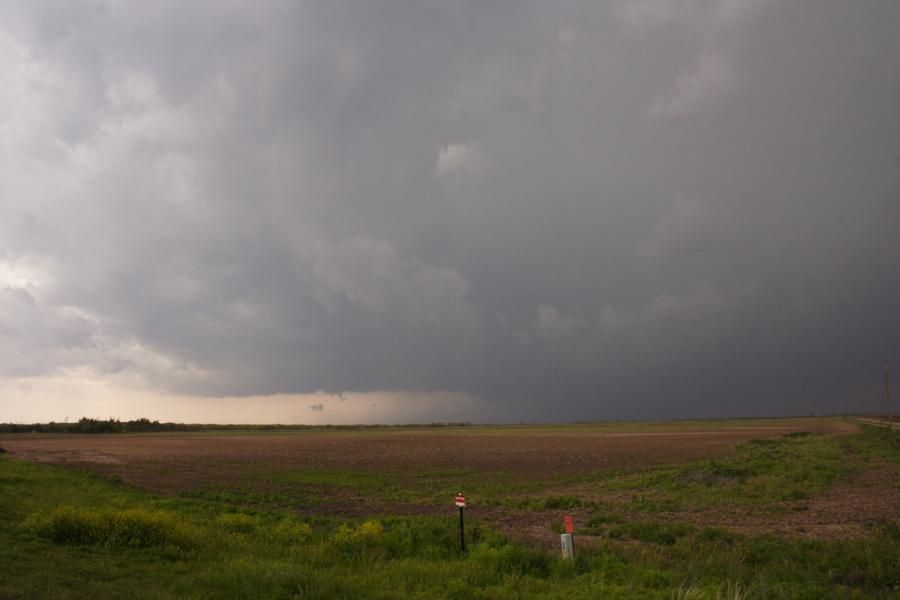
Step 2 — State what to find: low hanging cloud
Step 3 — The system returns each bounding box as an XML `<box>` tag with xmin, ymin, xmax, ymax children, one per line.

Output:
<box><xmin>433</xmin><ymin>142</ymin><xmax>488</xmax><ymax>178</ymax></box>
<box><xmin>616</xmin><ymin>0</ymin><xmax>774</xmax><ymax>31</ymax></box>
<box><xmin>0</xmin><ymin>1</ymin><xmax>897</xmax><ymax>423</ymax></box>
<box><xmin>636</xmin><ymin>195</ymin><xmax>732</xmax><ymax>260</ymax></box>
<box><xmin>535</xmin><ymin>305</ymin><xmax>586</xmax><ymax>356</ymax></box>
<box><xmin>649</xmin><ymin>51</ymin><xmax>737</xmax><ymax>118</ymax></box>
<box><xmin>620</xmin><ymin>0</ymin><xmax>772</xmax><ymax>118</ymax></box>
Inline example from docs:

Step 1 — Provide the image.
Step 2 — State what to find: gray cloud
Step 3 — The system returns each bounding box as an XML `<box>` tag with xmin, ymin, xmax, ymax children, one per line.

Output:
<box><xmin>1</xmin><ymin>0</ymin><xmax>898</xmax><ymax>421</ymax></box>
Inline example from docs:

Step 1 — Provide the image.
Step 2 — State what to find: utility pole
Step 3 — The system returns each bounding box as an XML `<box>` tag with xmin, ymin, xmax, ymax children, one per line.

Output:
<box><xmin>884</xmin><ymin>361</ymin><xmax>893</xmax><ymax>432</ymax></box>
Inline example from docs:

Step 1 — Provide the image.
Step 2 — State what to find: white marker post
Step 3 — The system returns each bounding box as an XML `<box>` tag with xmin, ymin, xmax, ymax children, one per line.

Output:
<box><xmin>560</xmin><ymin>515</ymin><xmax>575</xmax><ymax>560</ymax></box>
<box><xmin>455</xmin><ymin>492</ymin><xmax>467</xmax><ymax>553</ymax></box>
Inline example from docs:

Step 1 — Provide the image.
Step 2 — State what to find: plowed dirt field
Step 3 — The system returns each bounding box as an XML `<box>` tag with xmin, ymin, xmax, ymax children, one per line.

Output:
<box><xmin>0</xmin><ymin>419</ymin><xmax>854</xmax><ymax>488</ymax></box>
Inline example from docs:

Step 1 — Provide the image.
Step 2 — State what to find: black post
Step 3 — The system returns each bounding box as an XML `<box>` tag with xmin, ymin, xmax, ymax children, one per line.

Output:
<box><xmin>458</xmin><ymin>506</ymin><xmax>466</xmax><ymax>553</ymax></box>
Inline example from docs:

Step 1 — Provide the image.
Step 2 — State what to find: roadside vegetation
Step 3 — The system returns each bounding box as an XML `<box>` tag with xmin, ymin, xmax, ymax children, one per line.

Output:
<box><xmin>0</xmin><ymin>424</ymin><xmax>897</xmax><ymax>598</ymax></box>
<box><xmin>565</xmin><ymin>430</ymin><xmax>847</xmax><ymax>512</ymax></box>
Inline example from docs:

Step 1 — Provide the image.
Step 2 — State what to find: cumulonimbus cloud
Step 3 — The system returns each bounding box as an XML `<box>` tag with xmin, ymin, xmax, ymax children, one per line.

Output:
<box><xmin>0</xmin><ymin>0</ymin><xmax>897</xmax><ymax>422</ymax></box>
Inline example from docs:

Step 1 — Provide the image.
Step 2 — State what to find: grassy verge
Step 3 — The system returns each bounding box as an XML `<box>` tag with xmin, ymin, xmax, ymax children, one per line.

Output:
<box><xmin>568</xmin><ymin>431</ymin><xmax>847</xmax><ymax>514</ymax></box>
<box><xmin>0</xmin><ymin>427</ymin><xmax>898</xmax><ymax>598</ymax></box>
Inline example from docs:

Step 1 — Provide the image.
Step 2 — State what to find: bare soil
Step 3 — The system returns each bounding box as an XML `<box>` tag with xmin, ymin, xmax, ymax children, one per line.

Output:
<box><xmin>0</xmin><ymin>420</ymin><xmax>854</xmax><ymax>480</ymax></box>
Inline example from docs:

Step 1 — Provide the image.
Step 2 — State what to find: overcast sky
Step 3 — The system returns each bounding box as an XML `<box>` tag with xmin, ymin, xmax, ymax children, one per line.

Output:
<box><xmin>1</xmin><ymin>0</ymin><xmax>898</xmax><ymax>424</ymax></box>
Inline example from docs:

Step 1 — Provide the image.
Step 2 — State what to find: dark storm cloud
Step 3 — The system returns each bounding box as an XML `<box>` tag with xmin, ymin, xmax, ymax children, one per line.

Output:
<box><xmin>1</xmin><ymin>0</ymin><xmax>898</xmax><ymax>420</ymax></box>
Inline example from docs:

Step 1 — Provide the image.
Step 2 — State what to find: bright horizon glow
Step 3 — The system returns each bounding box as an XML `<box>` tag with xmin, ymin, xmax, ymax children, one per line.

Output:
<box><xmin>0</xmin><ymin>370</ymin><xmax>492</xmax><ymax>425</ymax></box>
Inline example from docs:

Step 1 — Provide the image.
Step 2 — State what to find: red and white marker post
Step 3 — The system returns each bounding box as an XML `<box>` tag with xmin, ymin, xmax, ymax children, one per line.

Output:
<box><xmin>455</xmin><ymin>493</ymin><xmax>467</xmax><ymax>552</ymax></box>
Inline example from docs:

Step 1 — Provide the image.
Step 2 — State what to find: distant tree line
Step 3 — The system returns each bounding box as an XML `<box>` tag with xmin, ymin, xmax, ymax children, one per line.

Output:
<box><xmin>0</xmin><ymin>418</ymin><xmax>184</xmax><ymax>434</ymax></box>
<box><xmin>0</xmin><ymin>417</ymin><xmax>472</xmax><ymax>434</ymax></box>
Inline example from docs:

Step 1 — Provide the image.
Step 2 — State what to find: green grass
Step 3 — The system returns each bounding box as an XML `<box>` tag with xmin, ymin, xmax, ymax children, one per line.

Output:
<box><xmin>564</xmin><ymin>431</ymin><xmax>848</xmax><ymax>515</ymax></box>
<box><xmin>1</xmin><ymin>425</ymin><xmax>898</xmax><ymax>598</ymax></box>
<box><xmin>231</xmin><ymin>465</ymin><xmax>576</xmax><ymax>510</ymax></box>
<box><xmin>607</xmin><ymin>521</ymin><xmax>694</xmax><ymax>545</ymax></box>
<box><xmin>265</xmin><ymin>468</ymin><xmax>389</xmax><ymax>488</ymax></box>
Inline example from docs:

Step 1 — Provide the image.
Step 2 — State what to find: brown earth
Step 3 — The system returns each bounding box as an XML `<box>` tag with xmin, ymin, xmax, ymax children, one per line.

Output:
<box><xmin>0</xmin><ymin>420</ymin><xmax>854</xmax><ymax>490</ymax></box>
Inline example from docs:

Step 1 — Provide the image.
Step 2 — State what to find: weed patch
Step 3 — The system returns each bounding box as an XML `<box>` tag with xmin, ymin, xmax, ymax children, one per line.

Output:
<box><xmin>272</xmin><ymin>518</ymin><xmax>313</xmax><ymax>543</ymax></box>
<box><xmin>26</xmin><ymin>505</ymin><xmax>200</xmax><ymax>550</ymax></box>
<box><xmin>587</xmin><ymin>432</ymin><xmax>846</xmax><ymax>514</ymax></box>
<box><xmin>331</xmin><ymin>519</ymin><xmax>384</xmax><ymax>557</ymax></box>
<box><xmin>607</xmin><ymin>521</ymin><xmax>693</xmax><ymax>545</ymax></box>
<box><xmin>216</xmin><ymin>512</ymin><xmax>259</xmax><ymax>533</ymax></box>
<box><xmin>581</xmin><ymin>513</ymin><xmax>624</xmax><ymax>535</ymax></box>
<box><xmin>696</xmin><ymin>526</ymin><xmax>737</xmax><ymax>544</ymax></box>
<box><xmin>469</xmin><ymin>544</ymin><xmax>552</xmax><ymax>578</ymax></box>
